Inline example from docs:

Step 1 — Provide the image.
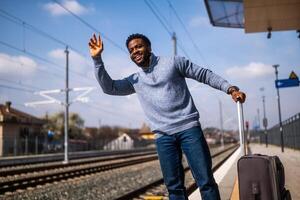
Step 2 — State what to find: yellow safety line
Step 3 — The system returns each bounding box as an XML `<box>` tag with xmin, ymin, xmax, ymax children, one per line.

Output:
<box><xmin>230</xmin><ymin>177</ymin><xmax>240</xmax><ymax>200</ymax></box>
<box><xmin>142</xmin><ymin>195</ymin><xmax>164</xmax><ymax>200</ymax></box>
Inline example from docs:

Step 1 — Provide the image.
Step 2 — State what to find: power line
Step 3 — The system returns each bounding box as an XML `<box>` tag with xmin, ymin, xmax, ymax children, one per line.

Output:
<box><xmin>147</xmin><ymin>0</ymin><xmax>172</xmax><ymax>33</ymax></box>
<box><xmin>0</xmin><ymin>8</ymin><xmax>89</xmax><ymax>58</ymax></box>
<box><xmin>0</xmin><ymin>40</ymin><xmax>62</xmax><ymax>68</ymax></box>
<box><xmin>0</xmin><ymin>78</ymin><xmax>45</xmax><ymax>91</ymax></box>
<box><xmin>0</xmin><ymin>52</ymin><xmax>65</xmax><ymax>79</ymax></box>
<box><xmin>52</xmin><ymin>0</ymin><xmax>127</xmax><ymax>54</ymax></box>
<box><xmin>0</xmin><ymin>40</ymin><xmax>92</xmax><ymax>83</ymax></box>
<box><xmin>167</xmin><ymin>0</ymin><xmax>208</xmax><ymax>66</ymax></box>
<box><xmin>0</xmin><ymin>8</ymin><xmax>96</xmax><ymax>82</ymax></box>
<box><xmin>0</xmin><ymin>84</ymin><xmax>34</xmax><ymax>93</ymax></box>
<box><xmin>144</xmin><ymin>0</ymin><xmax>191</xmax><ymax>59</ymax></box>
<box><xmin>144</xmin><ymin>0</ymin><xmax>172</xmax><ymax>36</ymax></box>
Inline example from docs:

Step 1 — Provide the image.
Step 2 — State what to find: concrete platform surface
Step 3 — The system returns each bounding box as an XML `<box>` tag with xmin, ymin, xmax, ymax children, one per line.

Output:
<box><xmin>250</xmin><ymin>144</ymin><xmax>300</xmax><ymax>200</ymax></box>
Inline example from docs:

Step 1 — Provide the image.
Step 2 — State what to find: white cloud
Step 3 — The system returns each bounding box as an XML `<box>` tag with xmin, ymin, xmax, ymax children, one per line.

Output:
<box><xmin>48</xmin><ymin>49</ymin><xmax>65</xmax><ymax>60</ymax></box>
<box><xmin>225</xmin><ymin>62</ymin><xmax>273</xmax><ymax>79</ymax></box>
<box><xmin>189</xmin><ymin>16</ymin><xmax>210</xmax><ymax>28</ymax></box>
<box><xmin>43</xmin><ymin>0</ymin><xmax>89</xmax><ymax>16</ymax></box>
<box><xmin>0</xmin><ymin>53</ymin><xmax>37</xmax><ymax>76</ymax></box>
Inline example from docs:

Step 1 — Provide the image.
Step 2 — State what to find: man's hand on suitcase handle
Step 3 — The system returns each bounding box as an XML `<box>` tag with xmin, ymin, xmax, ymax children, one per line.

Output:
<box><xmin>227</xmin><ymin>86</ymin><xmax>246</xmax><ymax>103</ymax></box>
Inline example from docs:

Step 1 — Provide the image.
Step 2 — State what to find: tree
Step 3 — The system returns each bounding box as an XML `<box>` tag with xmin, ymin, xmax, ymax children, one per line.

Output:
<box><xmin>43</xmin><ymin>111</ymin><xmax>85</xmax><ymax>140</ymax></box>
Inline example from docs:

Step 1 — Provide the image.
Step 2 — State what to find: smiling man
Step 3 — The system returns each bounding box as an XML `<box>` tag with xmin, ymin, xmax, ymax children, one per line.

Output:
<box><xmin>89</xmin><ymin>33</ymin><xmax>246</xmax><ymax>200</ymax></box>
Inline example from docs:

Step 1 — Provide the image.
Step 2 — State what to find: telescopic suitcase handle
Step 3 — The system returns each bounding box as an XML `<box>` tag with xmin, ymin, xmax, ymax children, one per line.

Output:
<box><xmin>237</xmin><ymin>100</ymin><xmax>246</xmax><ymax>156</ymax></box>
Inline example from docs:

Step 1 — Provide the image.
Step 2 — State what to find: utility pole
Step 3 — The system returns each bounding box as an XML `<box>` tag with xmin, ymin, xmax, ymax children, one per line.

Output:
<box><xmin>25</xmin><ymin>46</ymin><xmax>94</xmax><ymax>163</ymax></box>
<box><xmin>257</xmin><ymin>108</ymin><xmax>261</xmax><ymax>130</ymax></box>
<box><xmin>273</xmin><ymin>64</ymin><xmax>284</xmax><ymax>152</ymax></box>
<box><xmin>260</xmin><ymin>87</ymin><xmax>268</xmax><ymax>147</ymax></box>
<box><xmin>63</xmin><ymin>46</ymin><xmax>69</xmax><ymax>164</ymax></box>
<box><xmin>172</xmin><ymin>32</ymin><xmax>177</xmax><ymax>56</ymax></box>
<box><xmin>262</xmin><ymin>95</ymin><xmax>268</xmax><ymax>147</ymax></box>
<box><xmin>219</xmin><ymin>101</ymin><xmax>224</xmax><ymax>148</ymax></box>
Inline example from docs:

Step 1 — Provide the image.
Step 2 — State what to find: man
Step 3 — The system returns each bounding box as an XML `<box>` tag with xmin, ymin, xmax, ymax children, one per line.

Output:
<box><xmin>89</xmin><ymin>33</ymin><xmax>246</xmax><ymax>200</ymax></box>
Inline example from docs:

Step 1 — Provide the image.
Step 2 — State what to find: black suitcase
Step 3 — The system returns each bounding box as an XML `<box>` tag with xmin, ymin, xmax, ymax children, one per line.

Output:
<box><xmin>237</xmin><ymin>154</ymin><xmax>291</xmax><ymax>200</ymax></box>
<box><xmin>235</xmin><ymin>101</ymin><xmax>291</xmax><ymax>200</ymax></box>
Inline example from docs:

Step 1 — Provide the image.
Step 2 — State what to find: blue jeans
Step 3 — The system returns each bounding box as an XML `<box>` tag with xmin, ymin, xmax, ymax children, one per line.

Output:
<box><xmin>155</xmin><ymin>126</ymin><xmax>220</xmax><ymax>200</ymax></box>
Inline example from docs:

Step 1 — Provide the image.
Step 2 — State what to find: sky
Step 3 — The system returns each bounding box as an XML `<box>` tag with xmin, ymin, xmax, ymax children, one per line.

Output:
<box><xmin>0</xmin><ymin>0</ymin><xmax>299</xmax><ymax>131</ymax></box>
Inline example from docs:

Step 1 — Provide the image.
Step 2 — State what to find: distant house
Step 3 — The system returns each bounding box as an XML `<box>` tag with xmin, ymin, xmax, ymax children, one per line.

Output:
<box><xmin>139</xmin><ymin>123</ymin><xmax>155</xmax><ymax>140</ymax></box>
<box><xmin>103</xmin><ymin>132</ymin><xmax>133</xmax><ymax>150</ymax></box>
<box><xmin>0</xmin><ymin>101</ymin><xmax>45</xmax><ymax>156</ymax></box>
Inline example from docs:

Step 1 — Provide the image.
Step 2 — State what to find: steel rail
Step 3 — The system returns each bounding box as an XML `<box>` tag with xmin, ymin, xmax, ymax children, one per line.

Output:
<box><xmin>114</xmin><ymin>144</ymin><xmax>239</xmax><ymax>200</ymax></box>
<box><xmin>0</xmin><ymin>151</ymin><xmax>156</xmax><ymax>176</ymax></box>
<box><xmin>0</xmin><ymin>154</ymin><xmax>158</xmax><ymax>194</ymax></box>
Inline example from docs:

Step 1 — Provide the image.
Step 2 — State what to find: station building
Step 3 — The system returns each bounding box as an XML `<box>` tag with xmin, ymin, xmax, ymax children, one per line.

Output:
<box><xmin>0</xmin><ymin>101</ymin><xmax>45</xmax><ymax>156</ymax></box>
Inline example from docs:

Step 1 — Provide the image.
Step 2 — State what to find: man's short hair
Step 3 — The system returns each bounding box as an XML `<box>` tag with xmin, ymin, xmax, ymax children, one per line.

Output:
<box><xmin>126</xmin><ymin>33</ymin><xmax>151</xmax><ymax>48</ymax></box>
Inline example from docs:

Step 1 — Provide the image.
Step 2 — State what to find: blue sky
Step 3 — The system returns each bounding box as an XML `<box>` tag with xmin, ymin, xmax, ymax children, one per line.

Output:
<box><xmin>0</xmin><ymin>0</ymin><xmax>299</xmax><ymax>130</ymax></box>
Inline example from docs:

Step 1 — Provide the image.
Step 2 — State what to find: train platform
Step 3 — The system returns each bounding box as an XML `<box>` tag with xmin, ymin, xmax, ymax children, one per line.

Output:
<box><xmin>189</xmin><ymin>143</ymin><xmax>300</xmax><ymax>200</ymax></box>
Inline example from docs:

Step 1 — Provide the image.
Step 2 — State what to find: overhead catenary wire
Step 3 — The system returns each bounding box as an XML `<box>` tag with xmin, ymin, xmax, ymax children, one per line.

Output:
<box><xmin>0</xmin><ymin>9</ymin><xmax>96</xmax><ymax>80</ymax></box>
<box><xmin>144</xmin><ymin>0</ymin><xmax>191</xmax><ymax>59</ymax></box>
<box><xmin>52</xmin><ymin>0</ymin><xmax>128</xmax><ymax>54</ymax></box>
<box><xmin>0</xmin><ymin>8</ymin><xmax>97</xmax><ymax>85</ymax></box>
<box><xmin>0</xmin><ymin>52</ymin><xmax>65</xmax><ymax>79</ymax></box>
<box><xmin>0</xmin><ymin>6</ymin><xmax>139</xmax><ymax>128</ymax></box>
<box><xmin>0</xmin><ymin>84</ymin><xmax>35</xmax><ymax>93</ymax></box>
<box><xmin>0</xmin><ymin>8</ymin><xmax>89</xmax><ymax>59</ymax></box>
<box><xmin>167</xmin><ymin>0</ymin><xmax>208</xmax><ymax>66</ymax></box>
<box><xmin>144</xmin><ymin>0</ymin><xmax>173</xmax><ymax>36</ymax></box>
<box><xmin>0</xmin><ymin>78</ymin><xmax>45</xmax><ymax>91</ymax></box>
<box><xmin>147</xmin><ymin>0</ymin><xmax>173</xmax><ymax>33</ymax></box>
<box><xmin>0</xmin><ymin>40</ymin><xmax>92</xmax><ymax>83</ymax></box>
<box><xmin>0</xmin><ymin>79</ymin><xmax>140</xmax><ymax>124</ymax></box>
<box><xmin>0</xmin><ymin>83</ymin><xmax>137</xmax><ymax>126</ymax></box>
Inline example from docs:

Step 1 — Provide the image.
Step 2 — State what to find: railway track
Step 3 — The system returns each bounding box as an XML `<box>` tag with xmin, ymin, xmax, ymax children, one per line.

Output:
<box><xmin>0</xmin><ymin>144</ymin><xmax>238</xmax><ymax>199</ymax></box>
<box><xmin>115</xmin><ymin>144</ymin><xmax>239</xmax><ymax>200</ymax></box>
<box><xmin>0</xmin><ymin>150</ymin><xmax>157</xmax><ymax>176</ymax></box>
<box><xmin>0</xmin><ymin>148</ymin><xmax>156</xmax><ymax>167</ymax></box>
<box><xmin>0</xmin><ymin>152</ymin><xmax>158</xmax><ymax>194</ymax></box>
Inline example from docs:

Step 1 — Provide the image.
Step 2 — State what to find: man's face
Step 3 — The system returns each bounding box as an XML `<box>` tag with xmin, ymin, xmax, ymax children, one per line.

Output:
<box><xmin>127</xmin><ymin>38</ymin><xmax>151</xmax><ymax>68</ymax></box>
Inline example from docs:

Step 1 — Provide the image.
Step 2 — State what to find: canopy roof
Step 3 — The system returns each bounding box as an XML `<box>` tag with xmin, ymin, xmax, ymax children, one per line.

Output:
<box><xmin>204</xmin><ymin>0</ymin><xmax>300</xmax><ymax>33</ymax></box>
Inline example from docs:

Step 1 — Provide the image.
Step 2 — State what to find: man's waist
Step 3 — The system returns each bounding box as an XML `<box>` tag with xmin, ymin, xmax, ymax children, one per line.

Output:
<box><xmin>152</xmin><ymin>112</ymin><xmax>199</xmax><ymax>135</ymax></box>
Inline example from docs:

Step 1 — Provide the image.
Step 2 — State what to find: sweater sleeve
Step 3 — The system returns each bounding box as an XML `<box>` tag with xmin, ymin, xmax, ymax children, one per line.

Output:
<box><xmin>174</xmin><ymin>56</ymin><xmax>232</xmax><ymax>93</ymax></box>
<box><xmin>93</xmin><ymin>56</ymin><xmax>135</xmax><ymax>96</ymax></box>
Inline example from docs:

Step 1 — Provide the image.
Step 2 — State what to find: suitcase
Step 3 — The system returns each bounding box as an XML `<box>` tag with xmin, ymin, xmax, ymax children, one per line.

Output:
<box><xmin>235</xmin><ymin>102</ymin><xmax>291</xmax><ymax>200</ymax></box>
<box><xmin>238</xmin><ymin>154</ymin><xmax>291</xmax><ymax>200</ymax></box>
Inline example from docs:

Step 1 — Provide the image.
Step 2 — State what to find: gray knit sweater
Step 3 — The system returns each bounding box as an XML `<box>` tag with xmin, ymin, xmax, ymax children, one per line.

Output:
<box><xmin>94</xmin><ymin>53</ymin><xmax>232</xmax><ymax>136</ymax></box>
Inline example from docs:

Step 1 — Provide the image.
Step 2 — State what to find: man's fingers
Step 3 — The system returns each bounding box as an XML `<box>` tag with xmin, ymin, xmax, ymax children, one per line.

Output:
<box><xmin>88</xmin><ymin>42</ymin><xmax>96</xmax><ymax>50</ymax></box>
<box><xmin>93</xmin><ymin>34</ymin><xmax>97</xmax><ymax>44</ymax></box>
<box><xmin>89</xmin><ymin>34</ymin><xmax>98</xmax><ymax>44</ymax></box>
<box><xmin>90</xmin><ymin>38</ymin><xmax>95</xmax><ymax>45</ymax></box>
<box><xmin>98</xmin><ymin>35</ymin><xmax>102</xmax><ymax>47</ymax></box>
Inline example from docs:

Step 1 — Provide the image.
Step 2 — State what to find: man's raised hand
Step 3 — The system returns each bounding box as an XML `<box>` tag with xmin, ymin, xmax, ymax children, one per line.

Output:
<box><xmin>231</xmin><ymin>91</ymin><xmax>246</xmax><ymax>103</ymax></box>
<box><xmin>89</xmin><ymin>34</ymin><xmax>103</xmax><ymax>58</ymax></box>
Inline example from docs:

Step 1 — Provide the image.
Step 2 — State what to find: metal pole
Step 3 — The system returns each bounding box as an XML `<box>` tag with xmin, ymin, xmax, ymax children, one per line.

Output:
<box><xmin>262</xmin><ymin>95</ymin><xmax>268</xmax><ymax>147</ymax></box>
<box><xmin>273</xmin><ymin>64</ymin><xmax>284</xmax><ymax>152</ymax></box>
<box><xmin>172</xmin><ymin>32</ymin><xmax>177</xmax><ymax>56</ymax></box>
<box><xmin>63</xmin><ymin>46</ymin><xmax>69</xmax><ymax>164</ymax></box>
<box><xmin>14</xmin><ymin>133</ymin><xmax>17</xmax><ymax>156</ymax></box>
<box><xmin>237</xmin><ymin>101</ymin><xmax>246</xmax><ymax>155</ymax></box>
<box><xmin>25</xmin><ymin>135</ymin><xmax>28</xmax><ymax>155</ymax></box>
<box><xmin>219</xmin><ymin>101</ymin><xmax>224</xmax><ymax>148</ymax></box>
<box><xmin>257</xmin><ymin>108</ymin><xmax>261</xmax><ymax>130</ymax></box>
<box><xmin>35</xmin><ymin>135</ymin><xmax>38</xmax><ymax>154</ymax></box>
